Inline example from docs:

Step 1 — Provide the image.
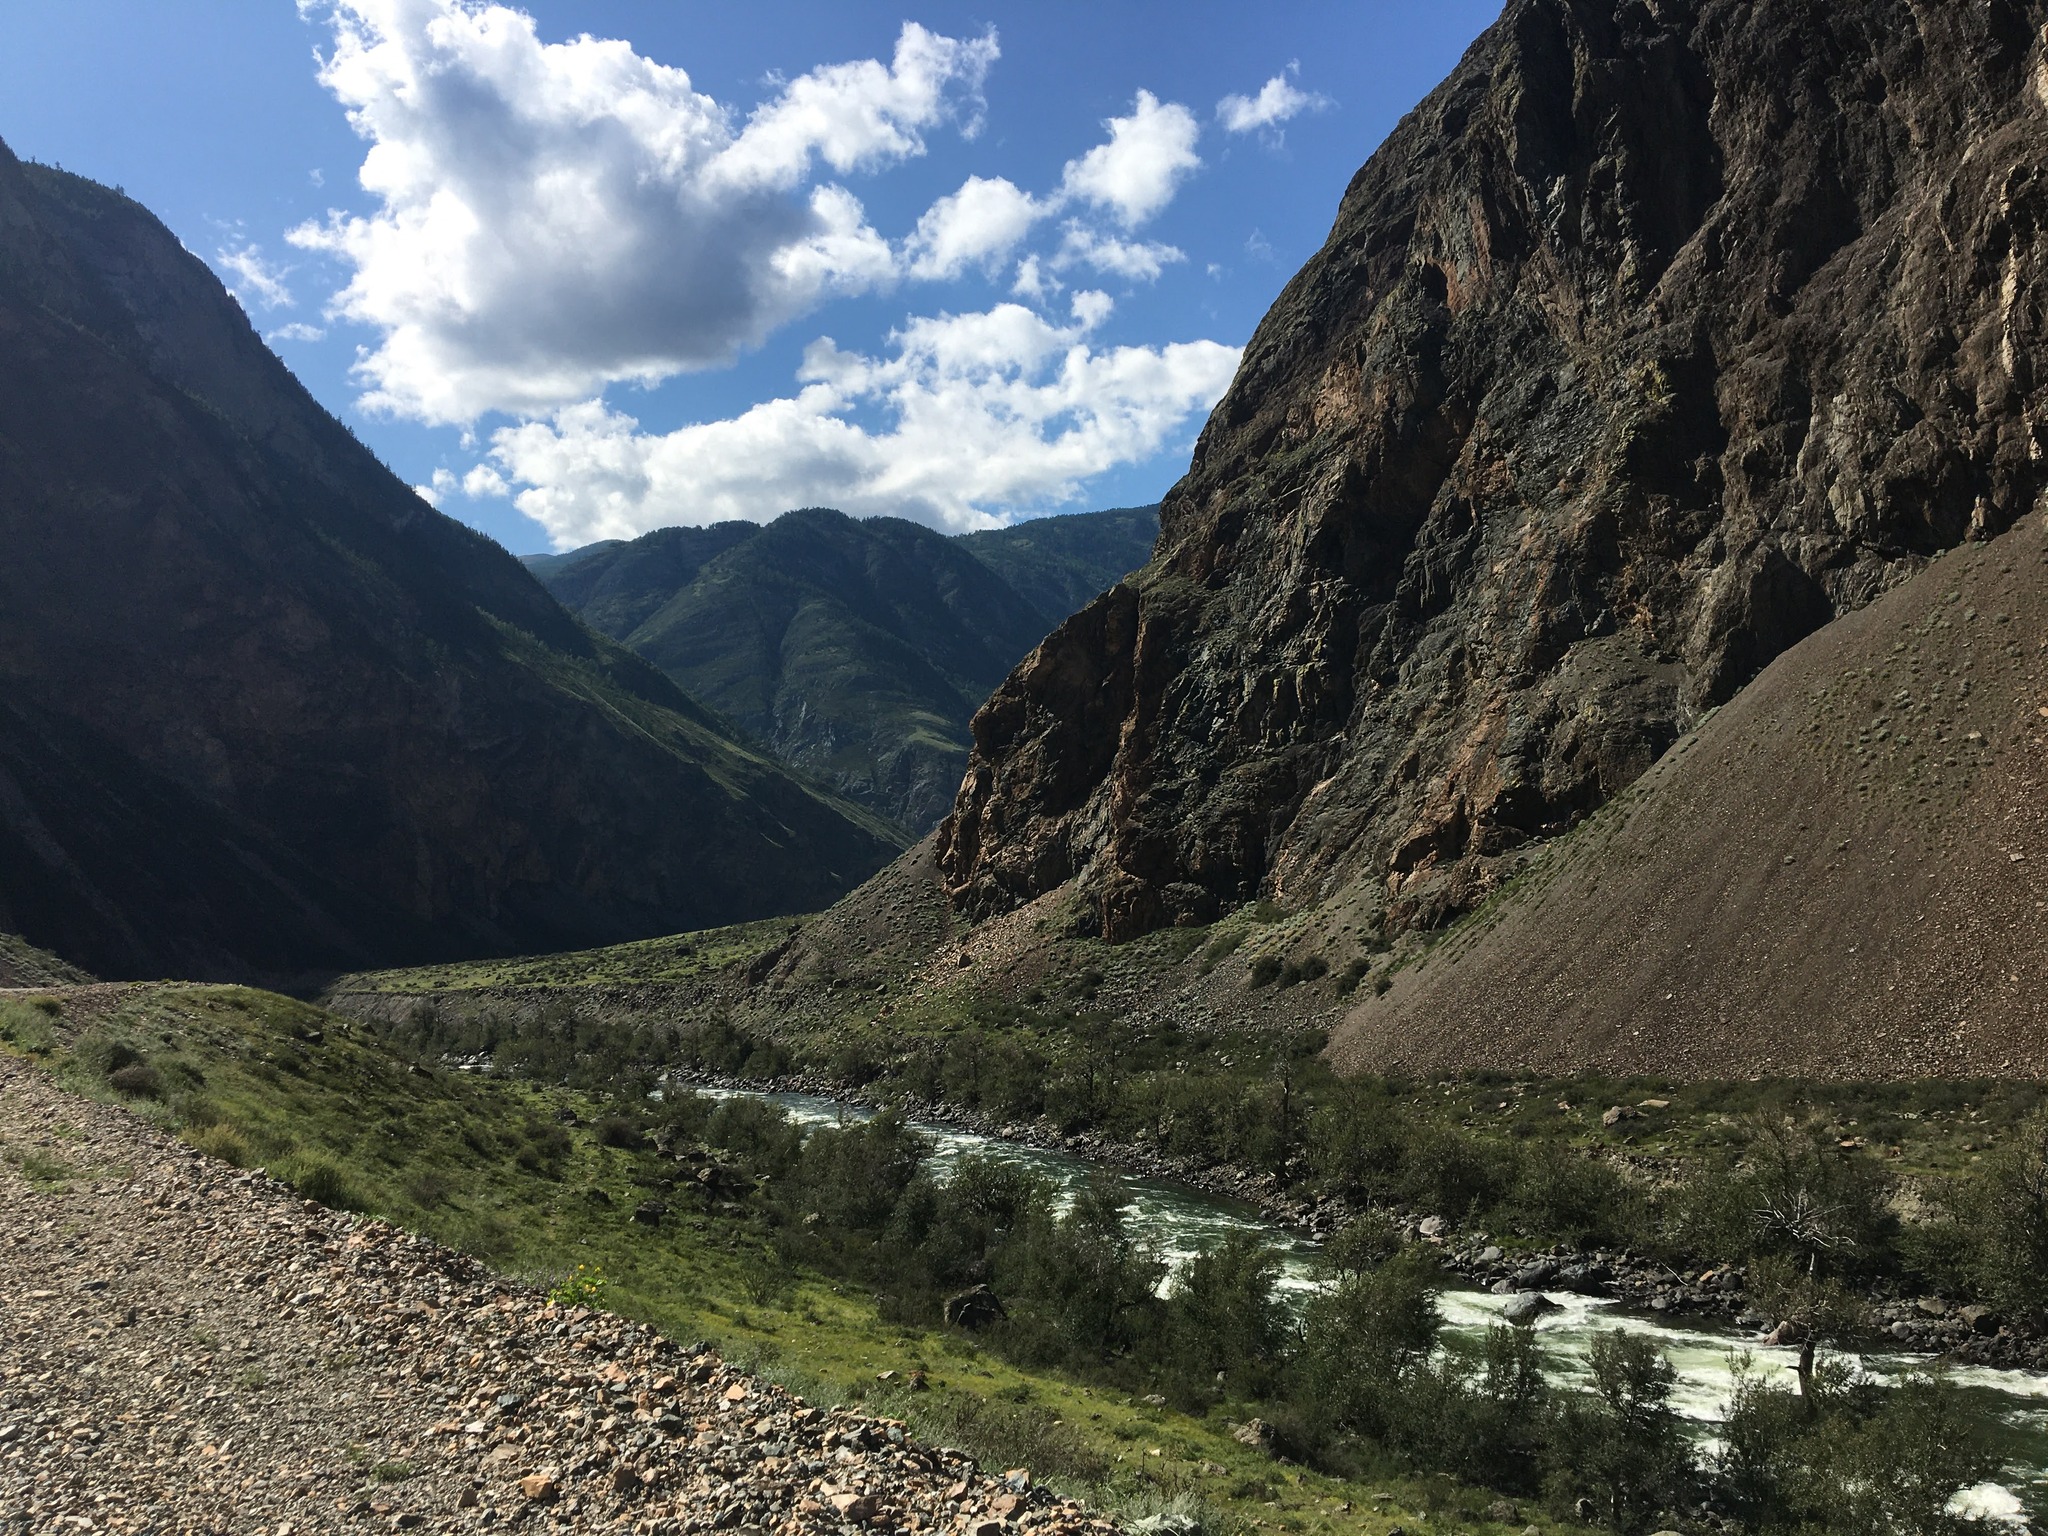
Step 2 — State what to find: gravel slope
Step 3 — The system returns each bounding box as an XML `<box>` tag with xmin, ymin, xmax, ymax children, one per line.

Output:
<box><xmin>1333</xmin><ymin>518</ymin><xmax>2048</xmax><ymax>1079</ymax></box>
<box><xmin>0</xmin><ymin>1053</ymin><xmax>1118</xmax><ymax>1536</ymax></box>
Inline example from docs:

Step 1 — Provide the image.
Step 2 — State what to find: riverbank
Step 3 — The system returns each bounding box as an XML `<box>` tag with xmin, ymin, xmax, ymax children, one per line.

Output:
<box><xmin>663</xmin><ymin>1065</ymin><xmax>2048</xmax><ymax>1373</ymax></box>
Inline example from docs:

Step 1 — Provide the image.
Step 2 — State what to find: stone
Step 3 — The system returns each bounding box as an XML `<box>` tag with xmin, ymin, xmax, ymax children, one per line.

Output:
<box><xmin>1601</xmin><ymin>1106</ymin><xmax>1641</xmax><ymax>1128</ymax></box>
<box><xmin>1499</xmin><ymin>1292</ymin><xmax>1560</xmax><ymax>1327</ymax></box>
<box><xmin>1476</xmin><ymin>1245</ymin><xmax>1503</xmax><ymax>1264</ymax></box>
<box><xmin>1915</xmin><ymin>1296</ymin><xmax>1949</xmax><ymax>1318</ymax></box>
<box><xmin>943</xmin><ymin>1284</ymin><xmax>1008</xmax><ymax>1330</ymax></box>
<box><xmin>1960</xmin><ymin>1304</ymin><xmax>2000</xmax><ymax>1335</ymax></box>
<box><xmin>517</xmin><ymin>1473</ymin><xmax>559</xmax><ymax>1503</ymax></box>
<box><xmin>1231</xmin><ymin>1419</ymin><xmax>1275</xmax><ymax>1453</ymax></box>
<box><xmin>1417</xmin><ymin>1215</ymin><xmax>1448</xmax><ymax>1238</ymax></box>
<box><xmin>632</xmin><ymin>1200</ymin><xmax>668</xmax><ymax>1227</ymax></box>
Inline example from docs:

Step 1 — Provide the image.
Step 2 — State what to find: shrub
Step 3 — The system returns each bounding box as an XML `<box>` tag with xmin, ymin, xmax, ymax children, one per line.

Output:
<box><xmin>1718</xmin><ymin>1355</ymin><xmax>1995</xmax><ymax>1535</ymax></box>
<box><xmin>274</xmin><ymin>1152</ymin><xmax>361</xmax><ymax>1211</ymax></box>
<box><xmin>1160</xmin><ymin>1231</ymin><xmax>1286</xmax><ymax>1401</ymax></box>
<box><xmin>0</xmin><ymin>998</ymin><xmax>58</xmax><ymax>1055</ymax></box>
<box><xmin>1247</xmin><ymin>955</ymin><xmax>1283</xmax><ymax>987</ymax></box>
<box><xmin>108</xmin><ymin>1062</ymin><xmax>163</xmax><ymax>1100</ymax></box>
<box><xmin>594</xmin><ymin>1115</ymin><xmax>646</xmax><ymax>1151</ymax></box>
<box><xmin>187</xmin><ymin>1122</ymin><xmax>252</xmax><ymax>1167</ymax></box>
<box><xmin>548</xmin><ymin>1262</ymin><xmax>611</xmax><ymax>1308</ymax></box>
<box><xmin>1541</xmin><ymin>1331</ymin><xmax>1693</xmax><ymax>1533</ymax></box>
<box><xmin>1295</xmin><ymin>1249</ymin><xmax>1443</xmax><ymax>1441</ymax></box>
<box><xmin>1949</xmin><ymin>1107</ymin><xmax>2048</xmax><ymax>1322</ymax></box>
<box><xmin>1509</xmin><ymin>1142</ymin><xmax>1641</xmax><ymax>1247</ymax></box>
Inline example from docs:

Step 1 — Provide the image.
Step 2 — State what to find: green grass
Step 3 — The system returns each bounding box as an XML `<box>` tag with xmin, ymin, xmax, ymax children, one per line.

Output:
<box><xmin>331</xmin><ymin>917</ymin><xmax>792</xmax><ymax>994</ymax></box>
<box><xmin>0</xmin><ymin>981</ymin><xmax>1529</xmax><ymax>1536</ymax></box>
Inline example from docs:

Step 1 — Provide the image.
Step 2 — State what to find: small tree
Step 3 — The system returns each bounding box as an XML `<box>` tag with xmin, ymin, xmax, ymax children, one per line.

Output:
<box><xmin>1161</xmin><ymin>1231</ymin><xmax>1286</xmax><ymax>1401</ymax></box>
<box><xmin>1543</xmin><ymin>1331</ymin><xmax>1693</xmax><ymax>1533</ymax></box>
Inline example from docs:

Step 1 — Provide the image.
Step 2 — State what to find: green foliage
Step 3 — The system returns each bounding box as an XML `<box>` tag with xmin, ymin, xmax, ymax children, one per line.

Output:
<box><xmin>1717</xmin><ymin>1355</ymin><xmax>1996</xmax><ymax>1534</ymax></box>
<box><xmin>1160</xmin><ymin>1232</ymin><xmax>1287</xmax><ymax>1402</ymax></box>
<box><xmin>0</xmin><ymin>997</ymin><xmax>59</xmax><ymax>1056</ymax></box>
<box><xmin>548</xmin><ymin>1262</ymin><xmax>612</xmax><ymax>1307</ymax></box>
<box><xmin>1937</xmin><ymin>1106</ymin><xmax>2048</xmax><ymax>1322</ymax></box>
<box><xmin>272</xmin><ymin>1151</ymin><xmax>361</xmax><ymax>1211</ymax></box>
<box><xmin>1540</xmin><ymin>1332</ymin><xmax>1692</xmax><ymax>1533</ymax></box>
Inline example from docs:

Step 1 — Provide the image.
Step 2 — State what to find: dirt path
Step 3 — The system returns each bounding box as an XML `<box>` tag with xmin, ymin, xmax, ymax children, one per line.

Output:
<box><xmin>0</xmin><ymin>1054</ymin><xmax>1117</xmax><ymax>1536</ymax></box>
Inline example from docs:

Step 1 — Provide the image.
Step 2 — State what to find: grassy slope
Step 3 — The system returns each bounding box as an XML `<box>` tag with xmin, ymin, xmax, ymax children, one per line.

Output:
<box><xmin>0</xmin><ymin>981</ymin><xmax>1547</xmax><ymax>1536</ymax></box>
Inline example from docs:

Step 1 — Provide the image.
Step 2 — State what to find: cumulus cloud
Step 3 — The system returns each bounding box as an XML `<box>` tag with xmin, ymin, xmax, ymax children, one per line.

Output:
<box><xmin>903</xmin><ymin>175</ymin><xmax>1046</xmax><ymax>279</ymax></box>
<box><xmin>1217</xmin><ymin>64</ymin><xmax>1331</xmax><ymax>135</ymax></box>
<box><xmin>491</xmin><ymin>293</ymin><xmax>1239</xmax><ymax>546</ymax></box>
<box><xmin>267</xmin><ymin>321</ymin><xmax>327</xmax><ymax>343</ymax></box>
<box><xmin>218</xmin><ymin>243</ymin><xmax>294</xmax><ymax>309</ymax></box>
<box><xmin>1058</xmin><ymin>90</ymin><xmax>1200</xmax><ymax>227</ymax></box>
<box><xmin>902</xmin><ymin>91</ymin><xmax>1200</xmax><ymax>289</ymax></box>
<box><xmin>1053</xmin><ymin>225</ymin><xmax>1184</xmax><ymax>281</ymax></box>
<box><xmin>291</xmin><ymin>2</ymin><xmax>995</xmax><ymax>423</ymax></box>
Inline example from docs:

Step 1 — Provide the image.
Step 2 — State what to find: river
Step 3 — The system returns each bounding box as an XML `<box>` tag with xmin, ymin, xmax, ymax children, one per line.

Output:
<box><xmin>699</xmin><ymin>1086</ymin><xmax>2048</xmax><ymax>1527</ymax></box>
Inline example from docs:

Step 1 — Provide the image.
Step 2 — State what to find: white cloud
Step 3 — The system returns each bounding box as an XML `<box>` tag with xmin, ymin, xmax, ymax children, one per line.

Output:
<box><xmin>901</xmin><ymin>90</ymin><xmax>1202</xmax><ymax>289</ymax></box>
<box><xmin>1217</xmin><ymin>64</ymin><xmax>1331</xmax><ymax>135</ymax></box>
<box><xmin>492</xmin><ymin>294</ymin><xmax>1239</xmax><ymax>546</ymax></box>
<box><xmin>903</xmin><ymin>175</ymin><xmax>1046</xmax><ymax>279</ymax></box>
<box><xmin>462</xmin><ymin>464</ymin><xmax>510</xmax><ymax>498</ymax></box>
<box><xmin>267</xmin><ymin>321</ymin><xmax>327</xmax><ymax>343</ymax></box>
<box><xmin>218</xmin><ymin>243</ymin><xmax>294</xmax><ymax>309</ymax></box>
<box><xmin>1058</xmin><ymin>90</ymin><xmax>1200</xmax><ymax>228</ymax></box>
<box><xmin>1053</xmin><ymin>225</ymin><xmax>1184</xmax><ymax>282</ymax></box>
<box><xmin>291</xmin><ymin>3</ymin><xmax>996</xmax><ymax>423</ymax></box>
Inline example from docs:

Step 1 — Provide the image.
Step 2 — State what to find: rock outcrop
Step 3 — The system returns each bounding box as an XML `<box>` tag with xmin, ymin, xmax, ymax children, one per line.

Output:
<box><xmin>940</xmin><ymin>0</ymin><xmax>2048</xmax><ymax>941</ymax></box>
<box><xmin>0</xmin><ymin>140</ymin><xmax>902</xmax><ymax>981</ymax></box>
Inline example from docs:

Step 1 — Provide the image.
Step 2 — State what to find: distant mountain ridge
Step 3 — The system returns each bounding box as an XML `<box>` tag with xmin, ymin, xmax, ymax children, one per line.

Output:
<box><xmin>0</xmin><ymin>138</ymin><xmax>902</xmax><ymax>982</ymax></box>
<box><xmin>527</xmin><ymin>506</ymin><xmax>1159</xmax><ymax>830</ymax></box>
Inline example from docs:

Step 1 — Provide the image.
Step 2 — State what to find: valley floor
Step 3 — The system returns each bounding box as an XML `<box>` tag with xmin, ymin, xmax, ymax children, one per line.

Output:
<box><xmin>0</xmin><ymin>1050</ymin><xmax>1115</xmax><ymax>1536</ymax></box>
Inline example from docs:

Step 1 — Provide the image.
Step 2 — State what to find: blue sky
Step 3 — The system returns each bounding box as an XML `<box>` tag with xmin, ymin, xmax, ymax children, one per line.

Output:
<box><xmin>3</xmin><ymin>1</ymin><xmax>1498</xmax><ymax>554</ymax></box>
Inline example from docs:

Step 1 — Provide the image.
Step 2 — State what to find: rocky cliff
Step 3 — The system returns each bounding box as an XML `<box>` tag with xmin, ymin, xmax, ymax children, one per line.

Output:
<box><xmin>0</xmin><ymin>142</ymin><xmax>902</xmax><ymax>981</ymax></box>
<box><xmin>940</xmin><ymin>0</ymin><xmax>2048</xmax><ymax>942</ymax></box>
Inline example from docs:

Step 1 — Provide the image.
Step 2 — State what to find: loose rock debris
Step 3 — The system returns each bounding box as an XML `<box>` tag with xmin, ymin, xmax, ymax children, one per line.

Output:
<box><xmin>0</xmin><ymin>1055</ymin><xmax>1119</xmax><ymax>1535</ymax></box>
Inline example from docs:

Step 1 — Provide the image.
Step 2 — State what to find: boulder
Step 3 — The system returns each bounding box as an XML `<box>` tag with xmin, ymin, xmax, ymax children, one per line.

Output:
<box><xmin>1500</xmin><ymin>1292</ymin><xmax>1560</xmax><ymax>1327</ymax></box>
<box><xmin>943</xmin><ymin>1284</ymin><xmax>1008</xmax><ymax>1330</ymax></box>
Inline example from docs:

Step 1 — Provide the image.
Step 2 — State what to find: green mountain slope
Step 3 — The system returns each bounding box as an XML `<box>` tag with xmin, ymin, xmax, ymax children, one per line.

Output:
<box><xmin>0</xmin><ymin>140</ymin><xmax>903</xmax><ymax>983</ymax></box>
<box><xmin>527</xmin><ymin>507</ymin><xmax>1157</xmax><ymax>830</ymax></box>
<box><xmin>956</xmin><ymin>505</ymin><xmax>1159</xmax><ymax>629</ymax></box>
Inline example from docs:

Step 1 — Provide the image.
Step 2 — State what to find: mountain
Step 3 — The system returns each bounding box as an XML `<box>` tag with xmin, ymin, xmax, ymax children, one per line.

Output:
<box><xmin>956</xmin><ymin>506</ymin><xmax>1164</xmax><ymax>630</ymax></box>
<box><xmin>528</xmin><ymin>506</ymin><xmax>1158</xmax><ymax>831</ymax></box>
<box><xmin>938</xmin><ymin>0</ymin><xmax>2048</xmax><ymax>947</ymax></box>
<box><xmin>0</xmin><ymin>139</ymin><xmax>903</xmax><ymax>983</ymax></box>
<box><xmin>1332</xmin><ymin>514</ymin><xmax>2048</xmax><ymax>1078</ymax></box>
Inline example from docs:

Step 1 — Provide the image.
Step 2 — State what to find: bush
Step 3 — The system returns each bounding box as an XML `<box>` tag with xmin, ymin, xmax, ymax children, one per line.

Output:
<box><xmin>1509</xmin><ymin>1142</ymin><xmax>1641</xmax><ymax>1247</ymax></box>
<box><xmin>1541</xmin><ymin>1331</ymin><xmax>1692</xmax><ymax>1533</ymax></box>
<box><xmin>594</xmin><ymin>1115</ymin><xmax>646</xmax><ymax>1151</ymax></box>
<box><xmin>1718</xmin><ymin>1355</ymin><xmax>1995</xmax><ymax>1535</ymax></box>
<box><xmin>1247</xmin><ymin>955</ymin><xmax>1283</xmax><ymax>987</ymax></box>
<box><xmin>186</xmin><ymin>1122</ymin><xmax>252</xmax><ymax>1167</ymax></box>
<box><xmin>274</xmin><ymin>1152</ymin><xmax>362</xmax><ymax>1211</ymax></box>
<box><xmin>1295</xmin><ymin>1249</ymin><xmax>1443</xmax><ymax>1441</ymax></box>
<box><xmin>0</xmin><ymin>998</ymin><xmax>58</xmax><ymax>1055</ymax></box>
<box><xmin>1948</xmin><ymin>1107</ymin><xmax>2048</xmax><ymax>1322</ymax></box>
<box><xmin>1160</xmin><ymin>1231</ymin><xmax>1286</xmax><ymax>1401</ymax></box>
<box><xmin>108</xmin><ymin>1062</ymin><xmax>163</xmax><ymax>1099</ymax></box>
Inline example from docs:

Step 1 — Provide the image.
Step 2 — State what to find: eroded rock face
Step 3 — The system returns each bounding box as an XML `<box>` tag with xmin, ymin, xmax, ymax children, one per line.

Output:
<box><xmin>941</xmin><ymin>0</ymin><xmax>2048</xmax><ymax>940</ymax></box>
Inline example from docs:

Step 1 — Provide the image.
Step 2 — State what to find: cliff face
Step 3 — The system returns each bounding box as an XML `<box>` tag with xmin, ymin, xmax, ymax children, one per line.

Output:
<box><xmin>941</xmin><ymin>0</ymin><xmax>2048</xmax><ymax>940</ymax></box>
<box><xmin>0</xmin><ymin>143</ymin><xmax>902</xmax><ymax>981</ymax></box>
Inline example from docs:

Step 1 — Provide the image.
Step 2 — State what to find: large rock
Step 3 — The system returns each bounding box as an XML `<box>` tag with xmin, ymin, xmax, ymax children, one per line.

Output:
<box><xmin>938</xmin><ymin>0</ymin><xmax>2048</xmax><ymax>945</ymax></box>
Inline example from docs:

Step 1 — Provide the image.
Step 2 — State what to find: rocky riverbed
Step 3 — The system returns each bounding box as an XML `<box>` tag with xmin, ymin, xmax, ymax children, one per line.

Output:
<box><xmin>0</xmin><ymin>1053</ymin><xmax>1120</xmax><ymax>1536</ymax></box>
